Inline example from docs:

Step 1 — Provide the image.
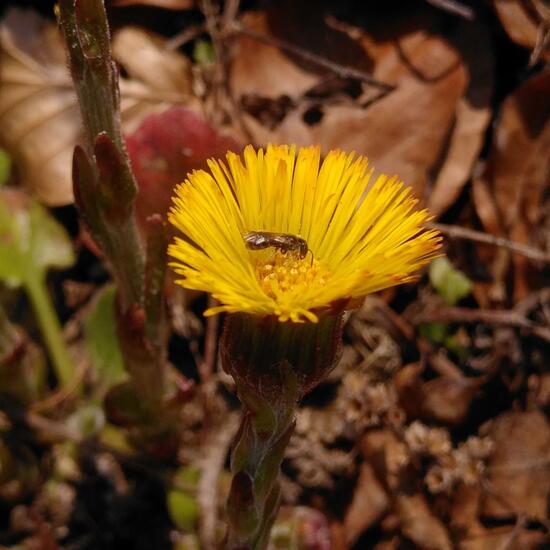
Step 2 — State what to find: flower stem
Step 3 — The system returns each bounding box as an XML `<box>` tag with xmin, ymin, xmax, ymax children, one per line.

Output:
<box><xmin>25</xmin><ymin>275</ymin><xmax>74</xmax><ymax>389</ymax></box>
<box><xmin>226</xmin><ymin>402</ymin><xmax>297</xmax><ymax>549</ymax></box>
<box><xmin>221</xmin><ymin>313</ymin><xmax>345</xmax><ymax>548</ymax></box>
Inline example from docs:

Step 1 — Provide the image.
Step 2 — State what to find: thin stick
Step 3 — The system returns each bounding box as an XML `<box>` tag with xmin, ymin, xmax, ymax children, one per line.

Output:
<box><xmin>431</xmin><ymin>222</ymin><xmax>550</xmax><ymax>264</ymax></box>
<box><xmin>222</xmin><ymin>0</ymin><xmax>241</xmax><ymax>29</ymax></box>
<box><xmin>415</xmin><ymin>307</ymin><xmax>550</xmax><ymax>342</ymax></box>
<box><xmin>200</xmin><ymin>296</ymin><xmax>220</xmax><ymax>381</ymax></box>
<box><xmin>230</xmin><ymin>21</ymin><xmax>396</xmax><ymax>93</ymax></box>
<box><xmin>165</xmin><ymin>22</ymin><xmax>207</xmax><ymax>51</ymax></box>
<box><xmin>425</xmin><ymin>0</ymin><xmax>475</xmax><ymax>19</ymax></box>
<box><xmin>197</xmin><ymin>412</ymin><xmax>240</xmax><ymax>550</ymax></box>
<box><xmin>200</xmin><ymin>0</ymin><xmax>254</xmax><ymax>142</ymax></box>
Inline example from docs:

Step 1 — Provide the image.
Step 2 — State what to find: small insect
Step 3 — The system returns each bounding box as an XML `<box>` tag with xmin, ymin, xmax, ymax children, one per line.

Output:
<box><xmin>244</xmin><ymin>231</ymin><xmax>310</xmax><ymax>260</ymax></box>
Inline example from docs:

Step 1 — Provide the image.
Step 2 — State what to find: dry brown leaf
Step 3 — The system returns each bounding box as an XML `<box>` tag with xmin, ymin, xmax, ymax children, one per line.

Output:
<box><xmin>451</xmin><ymin>484</ymin><xmax>485</xmax><ymax>537</ymax></box>
<box><xmin>458</xmin><ymin>526</ymin><xmax>549</xmax><ymax>550</ymax></box>
<box><xmin>229</xmin><ymin>5</ymin><xmax>495</xmax><ymax>201</ymax></box>
<box><xmin>495</xmin><ymin>0</ymin><xmax>540</xmax><ymax>48</ymax></box>
<box><xmin>112</xmin><ymin>26</ymin><xmax>192</xmax><ymax>132</ymax></box>
<box><xmin>394</xmin><ymin>362</ymin><xmax>424</xmax><ymax>418</ymax></box>
<box><xmin>372</xmin><ymin>540</ymin><xmax>400</xmax><ymax>550</ymax></box>
<box><xmin>343</xmin><ymin>462</ymin><xmax>389</xmax><ymax>545</ymax></box>
<box><xmin>428</xmin><ymin>24</ymin><xmax>493</xmax><ymax>216</ymax></box>
<box><xmin>481</xmin><ymin>410</ymin><xmax>550</xmax><ymax>521</ymax></box>
<box><xmin>472</xmin><ymin>69</ymin><xmax>550</xmax><ymax>300</ymax></box>
<box><xmin>420</xmin><ymin>375</ymin><xmax>482</xmax><ymax>425</ymax></box>
<box><xmin>359</xmin><ymin>428</ymin><xmax>409</xmax><ymax>490</ymax></box>
<box><xmin>0</xmin><ymin>10</ymin><xmax>193</xmax><ymax>206</ymax></box>
<box><xmin>494</xmin><ymin>0</ymin><xmax>550</xmax><ymax>61</ymax></box>
<box><xmin>0</xmin><ymin>10</ymin><xmax>81</xmax><ymax>205</ymax></box>
<box><xmin>485</xmin><ymin>70</ymin><xmax>550</xmax><ymax>231</ymax></box>
<box><xmin>395</xmin><ymin>364</ymin><xmax>482</xmax><ymax>425</ymax></box>
<box><xmin>395</xmin><ymin>492</ymin><xmax>453</xmax><ymax>550</ymax></box>
<box><xmin>452</xmin><ymin>485</ymin><xmax>549</xmax><ymax>550</ymax></box>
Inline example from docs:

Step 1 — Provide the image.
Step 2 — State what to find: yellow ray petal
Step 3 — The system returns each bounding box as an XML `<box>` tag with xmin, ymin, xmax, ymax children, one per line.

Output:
<box><xmin>168</xmin><ymin>145</ymin><xmax>442</xmax><ymax>322</ymax></box>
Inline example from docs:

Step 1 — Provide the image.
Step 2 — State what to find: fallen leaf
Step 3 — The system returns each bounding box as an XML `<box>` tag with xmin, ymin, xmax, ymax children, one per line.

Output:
<box><xmin>420</xmin><ymin>375</ymin><xmax>482</xmax><ymax>425</ymax></box>
<box><xmin>428</xmin><ymin>23</ymin><xmax>493</xmax><ymax>215</ymax></box>
<box><xmin>451</xmin><ymin>484</ymin><xmax>484</xmax><ymax>538</ymax></box>
<box><xmin>395</xmin><ymin>363</ymin><xmax>482</xmax><ymax>425</ymax></box>
<box><xmin>480</xmin><ymin>70</ymin><xmax>550</xmax><ymax>232</ymax></box>
<box><xmin>359</xmin><ymin>428</ymin><xmax>410</xmax><ymax>492</ymax></box>
<box><xmin>329</xmin><ymin>522</ymin><xmax>347</xmax><ymax>550</ymax></box>
<box><xmin>472</xmin><ymin>69</ymin><xmax>550</xmax><ymax>300</ymax></box>
<box><xmin>452</xmin><ymin>485</ymin><xmax>549</xmax><ymax>550</ymax></box>
<box><xmin>0</xmin><ymin>9</ymin><xmax>193</xmax><ymax>206</ymax></box>
<box><xmin>395</xmin><ymin>492</ymin><xmax>453</xmax><ymax>550</ymax></box>
<box><xmin>394</xmin><ymin>363</ymin><xmax>425</xmax><ymax>418</ymax></box>
<box><xmin>494</xmin><ymin>0</ymin><xmax>550</xmax><ymax>61</ymax></box>
<box><xmin>481</xmin><ymin>410</ymin><xmax>550</xmax><ymax>521</ymax></box>
<box><xmin>230</xmin><ymin>11</ymin><xmax>318</xmax><ymax>136</ymax></box>
<box><xmin>372</xmin><ymin>540</ymin><xmax>399</xmax><ymax>550</ymax></box>
<box><xmin>111</xmin><ymin>26</ymin><xmax>193</xmax><ymax>132</ymax></box>
<box><xmin>230</xmin><ymin>4</ymin><xmax>494</xmax><ymax>201</ymax></box>
<box><xmin>0</xmin><ymin>10</ymin><xmax>81</xmax><ymax>205</ymax></box>
<box><xmin>458</xmin><ymin>526</ymin><xmax>549</xmax><ymax>550</ymax></box>
<box><xmin>343</xmin><ymin>462</ymin><xmax>389</xmax><ymax>545</ymax></box>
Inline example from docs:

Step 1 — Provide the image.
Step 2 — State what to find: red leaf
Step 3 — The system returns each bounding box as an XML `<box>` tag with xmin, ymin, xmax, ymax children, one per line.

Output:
<box><xmin>126</xmin><ymin>107</ymin><xmax>240</xmax><ymax>229</ymax></box>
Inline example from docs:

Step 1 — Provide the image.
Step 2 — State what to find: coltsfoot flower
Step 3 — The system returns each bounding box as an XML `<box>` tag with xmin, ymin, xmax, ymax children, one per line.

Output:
<box><xmin>168</xmin><ymin>144</ymin><xmax>441</xmax><ymax>323</ymax></box>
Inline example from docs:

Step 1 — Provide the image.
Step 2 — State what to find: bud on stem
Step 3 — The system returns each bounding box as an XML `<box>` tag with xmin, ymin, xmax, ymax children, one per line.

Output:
<box><xmin>221</xmin><ymin>313</ymin><xmax>344</xmax><ymax>549</ymax></box>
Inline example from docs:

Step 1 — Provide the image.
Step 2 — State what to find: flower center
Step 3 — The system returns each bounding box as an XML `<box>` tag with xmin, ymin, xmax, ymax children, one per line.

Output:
<box><xmin>253</xmin><ymin>250</ymin><xmax>330</xmax><ymax>298</ymax></box>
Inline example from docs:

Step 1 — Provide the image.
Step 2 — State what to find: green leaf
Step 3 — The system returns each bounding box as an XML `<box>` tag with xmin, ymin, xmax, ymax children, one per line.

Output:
<box><xmin>173</xmin><ymin>465</ymin><xmax>201</xmax><ymax>491</ymax></box>
<box><xmin>193</xmin><ymin>39</ymin><xmax>215</xmax><ymax>65</ymax></box>
<box><xmin>167</xmin><ymin>488</ymin><xmax>199</xmax><ymax>531</ymax></box>
<box><xmin>0</xmin><ymin>195</ymin><xmax>75</xmax><ymax>287</ymax></box>
<box><xmin>84</xmin><ymin>285</ymin><xmax>127</xmax><ymax>389</ymax></box>
<box><xmin>419</xmin><ymin>322</ymin><xmax>448</xmax><ymax>344</ymax></box>
<box><xmin>0</xmin><ymin>202</ymin><xmax>25</xmax><ymax>287</ymax></box>
<box><xmin>0</xmin><ymin>193</ymin><xmax>76</xmax><ymax>387</ymax></box>
<box><xmin>443</xmin><ymin>332</ymin><xmax>467</xmax><ymax>361</ymax></box>
<box><xmin>0</xmin><ymin>148</ymin><xmax>11</xmax><ymax>186</ymax></box>
<box><xmin>29</xmin><ymin>202</ymin><xmax>74</xmax><ymax>272</ymax></box>
<box><xmin>429</xmin><ymin>256</ymin><xmax>472</xmax><ymax>306</ymax></box>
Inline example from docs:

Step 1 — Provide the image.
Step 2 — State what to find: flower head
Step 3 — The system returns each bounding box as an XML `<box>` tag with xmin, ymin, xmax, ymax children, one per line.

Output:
<box><xmin>168</xmin><ymin>144</ymin><xmax>441</xmax><ymax>322</ymax></box>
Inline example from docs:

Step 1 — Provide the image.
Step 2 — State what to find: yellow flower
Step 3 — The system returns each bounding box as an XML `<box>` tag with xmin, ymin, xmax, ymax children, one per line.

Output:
<box><xmin>168</xmin><ymin>144</ymin><xmax>441</xmax><ymax>323</ymax></box>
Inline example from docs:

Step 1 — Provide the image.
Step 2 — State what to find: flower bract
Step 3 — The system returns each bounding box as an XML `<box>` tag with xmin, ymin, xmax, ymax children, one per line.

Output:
<box><xmin>168</xmin><ymin>144</ymin><xmax>441</xmax><ymax>322</ymax></box>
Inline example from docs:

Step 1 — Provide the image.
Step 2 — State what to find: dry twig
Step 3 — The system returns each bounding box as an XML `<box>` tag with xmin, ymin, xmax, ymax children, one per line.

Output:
<box><xmin>431</xmin><ymin>222</ymin><xmax>550</xmax><ymax>264</ymax></box>
<box><xmin>200</xmin><ymin>296</ymin><xmax>220</xmax><ymax>381</ymax></box>
<box><xmin>199</xmin><ymin>0</ymin><xmax>254</xmax><ymax>141</ymax></box>
<box><xmin>425</xmin><ymin>0</ymin><xmax>475</xmax><ymax>19</ymax></box>
<box><xmin>229</xmin><ymin>21</ymin><xmax>396</xmax><ymax>93</ymax></box>
<box><xmin>197</xmin><ymin>412</ymin><xmax>240</xmax><ymax>550</ymax></box>
<box><xmin>165</xmin><ymin>22</ymin><xmax>207</xmax><ymax>50</ymax></box>
<box><xmin>415</xmin><ymin>307</ymin><xmax>550</xmax><ymax>342</ymax></box>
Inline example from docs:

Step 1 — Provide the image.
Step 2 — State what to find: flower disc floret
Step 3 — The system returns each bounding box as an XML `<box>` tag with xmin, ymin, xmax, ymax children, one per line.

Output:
<box><xmin>168</xmin><ymin>144</ymin><xmax>441</xmax><ymax>322</ymax></box>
